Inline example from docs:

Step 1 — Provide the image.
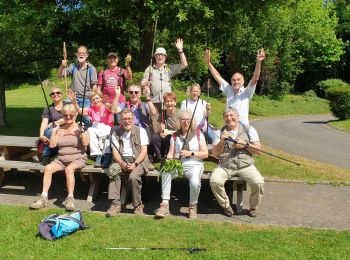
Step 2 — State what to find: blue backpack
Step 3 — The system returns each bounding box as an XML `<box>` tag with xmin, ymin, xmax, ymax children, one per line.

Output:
<box><xmin>38</xmin><ymin>211</ymin><xmax>89</xmax><ymax>240</ymax></box>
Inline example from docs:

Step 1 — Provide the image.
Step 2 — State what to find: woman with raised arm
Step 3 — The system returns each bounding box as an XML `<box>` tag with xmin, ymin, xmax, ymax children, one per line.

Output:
<box><xmin>30</xmin><ymin>104</ymin><xmax>89</xmax><ymax>211</ymax></box>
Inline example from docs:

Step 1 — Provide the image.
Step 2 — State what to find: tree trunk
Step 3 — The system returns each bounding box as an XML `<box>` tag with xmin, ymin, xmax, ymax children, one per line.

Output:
<box><xmin>0</xmin><ymin>73</ymin><xmax>9</xmax><ymax>127</ymax></box>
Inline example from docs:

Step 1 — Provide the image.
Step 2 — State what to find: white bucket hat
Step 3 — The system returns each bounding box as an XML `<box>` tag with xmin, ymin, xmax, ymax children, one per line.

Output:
<box><xmin>154</xmin><ymin>47</ymin><xmax>167</xmax><ymax>56</ymax></box>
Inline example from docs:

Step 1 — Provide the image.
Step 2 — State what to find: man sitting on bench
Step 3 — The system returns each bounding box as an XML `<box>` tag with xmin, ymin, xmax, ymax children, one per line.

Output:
<box><xmin>210</xmin><ymin>107</ymin><xmax>264</xmax><ymax>217</ymax></box>
<box><xmin>105</xmin><ymin>108</ymin><xmax>150</xmax><ymax>217</ymax></box>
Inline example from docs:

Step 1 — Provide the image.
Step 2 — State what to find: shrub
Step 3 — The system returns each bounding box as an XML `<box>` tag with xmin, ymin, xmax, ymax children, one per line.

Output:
<box><xmin>303</xmin><ymin>90</ymin><xmax>317</xmax><ymax>98</ymax></box>
<box><xmin>317</xmin><ymin>79</ymin><xmax>349</xmax><ymax>98</ymax></box>
<box><xmin>326</xmin><ymin>86</ymin><xmax>350</xmax><ymax>120</ymax></box>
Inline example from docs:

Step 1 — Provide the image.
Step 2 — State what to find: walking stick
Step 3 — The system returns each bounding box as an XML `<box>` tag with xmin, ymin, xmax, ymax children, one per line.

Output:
<box><xmin>106</xmin><ymin>247</ymin><xmax>206</xmax><ymax>254</ymax></box>
<box><xmin>181</xmin><ymin>97</ymin><xmax>200</xmax><ymax>151</ymax></box>
<box><xmin>79</xmin><ymin>63</ymin><xmax>89</xmax><ymax>127</ymax></box>
<box><xmin>63</xmin><ymin>42</ymin><xmax>68</xmax><ymax>94</ymax></box>
<box><xmin>226</xmin><ymin>137</ymin><xmax>300</xmax><ymax>166</ymax></box>
<box><xmin>206</xmin><ymin>78</ymin><xmax>211</xmax><ymax>144</ymax></box>
<box><xmin>34</xmin><ymin>62</ymin><xmax>55</xmax><ymax>127</ymax></box>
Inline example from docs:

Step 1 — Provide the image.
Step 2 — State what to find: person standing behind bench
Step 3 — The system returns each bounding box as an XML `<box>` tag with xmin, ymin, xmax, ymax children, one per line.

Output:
<box><xmin>30</xmin><ymin>104</ymin><xmax>89</xmax><ymax>211</ymax></box>
<box><xmin>204</xmin><ymin>48</ymin><xmax>265</xmax><ymax>125</ymax></box>
<box><xmin>57</xmin><ymin>45</ymin><xmax>98</xmax><ymax>127</ymax></box>
<box><xmin>210</xmin><ymin>107</ymin><xmax>264</xmax><ymax>217</ymax></box>
<box><xmin>39</xmin><ymin>87</ymin><xmax>66</xmax><ymax>165</ymax></box>
<box><xmin>155</xmin><ymin>108</ymin><xmax>208</xmax><ymax>219</ymax></box>
<box><xmin>141</xmin><ymin>38</ymin><xmax>188</xmax><ymax>113</ymax></box>
<box><xmin>105</xmin><ymin>108</ymin><xmax>150</xmax><ymax>217</ymax></box>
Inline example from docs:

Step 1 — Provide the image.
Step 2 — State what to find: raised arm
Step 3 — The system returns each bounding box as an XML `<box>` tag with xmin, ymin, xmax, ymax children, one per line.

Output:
<box><xmin>175</xmin><ymin>38</ymin><xmax>188</xmax><ymax>70</ymax></box>
<box><xmin>143</xmin><ymin>86</ymin><xmax>157</xmax><ymax>116</ymax></box>
<box><xmin>124</xmin><ymin>54</ymin><xmax>133</xmax><ymax>80</ymax></box>
<box><xmin>204</xmin><ymin>49</ymin><xmax>223</xmax><ymax>86</ymax></box>
<box><xmin>67</xmin><ymin>89</ymin><xmax>86</xmax><ymax>115</ymax></box>
<box><xmin>250</xmin><ymin>48</ymin><xmax>266</xmax><ymax>86</ymax></box>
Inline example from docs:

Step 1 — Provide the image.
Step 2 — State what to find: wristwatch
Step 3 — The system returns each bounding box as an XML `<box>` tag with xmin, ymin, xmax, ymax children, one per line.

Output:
<box><xmin>191</xmin><ymin>152</ymin><xmax>195</xmax><ymax>157</ymax></box>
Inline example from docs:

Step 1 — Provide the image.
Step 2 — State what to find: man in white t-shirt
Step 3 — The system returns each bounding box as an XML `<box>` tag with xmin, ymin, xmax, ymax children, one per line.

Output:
<box><xmin>210</xmin><ymin>107</ymin><xmax>264</xmax><ymax>218</ymax></box>
<box><xmin>204</xmin><ymin>48</ymin><xmax>265</xmax><ymax>125</ymax></box>
<box><xmin>105</xmin><ymin>108</ymin><xmax>149</xmax><ymax>217</ymax></box>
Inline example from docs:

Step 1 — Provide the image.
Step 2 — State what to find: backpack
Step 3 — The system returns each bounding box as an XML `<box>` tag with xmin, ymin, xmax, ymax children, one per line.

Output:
<box><xmin>38</xmin><ymin>211</ymin><xmax>89</xmax><ymax>240</ymax></box>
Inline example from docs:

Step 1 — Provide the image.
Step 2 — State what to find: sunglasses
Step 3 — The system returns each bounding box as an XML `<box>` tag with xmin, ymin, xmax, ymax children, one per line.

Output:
<box><xmin>129</xmin><ymin>91</ymin><xmax>139</xmax><ymax>95</ymax></box>
<box><xmin>63</xmin><ymin>114</ymin><xmax>75</xmax><ymax>119</ymax></box>
<box><xmin>50</xmin><ymin>91</ymin><xmax>62</xmax><ymax>96</ymax></box>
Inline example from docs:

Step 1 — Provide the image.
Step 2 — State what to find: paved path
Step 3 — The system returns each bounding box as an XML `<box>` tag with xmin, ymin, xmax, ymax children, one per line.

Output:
<box><xmin>1</xmin><ymin>172</ymin><xmax>349</xmax><ymax>230</ymax></box>
<box><xmin>251</xmin><ymin>115</ymin><xmax>350</xmax><ymax>169</ymax></box>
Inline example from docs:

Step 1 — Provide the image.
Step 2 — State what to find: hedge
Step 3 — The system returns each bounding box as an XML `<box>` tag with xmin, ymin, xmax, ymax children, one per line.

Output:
<box><xmin>326</xmin><ymin>86</ymin><xmax>350</xmax><ymax>120</ymax></box>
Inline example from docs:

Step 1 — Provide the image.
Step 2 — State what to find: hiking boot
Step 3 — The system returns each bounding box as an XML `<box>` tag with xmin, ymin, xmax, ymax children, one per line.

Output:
<box><xmin>155</xmin><ymin>203</ymin><xmax>169</xmax><ymax>218</ymax></box>
<box><xmin>188</xmin><ymin>204</ymin><xmax>197</xmax><ymax>219</ymax></box>
<box><xmin>29</xmin><ymin>194</ymin><xmax>49</xmax><ymax>209</ymax></box>
<box><xmin>134</xmin><ymin>204</ymin><xmax>144</xmax><ymax>215</ymax></box>
<box><xmin>223</xmin><ymin>206</ymin><xmax>234</xmax><ymax>217</ymax></box>
<box><xmin>105</xmin><ymin>200</ymin><xmax>121</xmax><ymax>217</ymax></box>
<box><xmin>64</xmin><ymin>197</ymin><xmax>75</xmax><ymax>211</ymax></box>
<box><xmin>41</xmin><ymin>156</ymin><xmax>51</xmax><ymax>166</ymax></box>
<box><xmin>248</xmin><ymin>208</ymin><xmax>257</xmax><ymax>218</ymax></box>
<box><xmin>94</xmin><ymin>155</ymin><xmax>103</xmax><ymax>168</ymax></box>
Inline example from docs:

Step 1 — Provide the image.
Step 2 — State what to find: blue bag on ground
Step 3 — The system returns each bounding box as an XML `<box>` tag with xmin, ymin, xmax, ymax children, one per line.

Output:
<box><xmin>38</xmin><ymin>211</ymin><xmax>89</xmax><ymax>240</ymax></box>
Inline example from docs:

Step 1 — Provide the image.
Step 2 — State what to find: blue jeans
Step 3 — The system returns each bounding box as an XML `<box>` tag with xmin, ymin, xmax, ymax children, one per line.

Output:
<box><xmin>42</xmin><ymin>126</ymin><xmax>58</xmax><ymax>157</ymax></box>
<box><xmin>76</xmin><ymin>97</ymin><xmax>92</xmax><ymax>128</ymax></box>
<box><xmin>203</xmin><ymin>124</ymin><xmax>216</xmax><ymax>144</ymax></box>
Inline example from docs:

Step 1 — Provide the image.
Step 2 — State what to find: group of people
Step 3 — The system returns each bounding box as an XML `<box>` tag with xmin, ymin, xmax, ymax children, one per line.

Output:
<box><xmin>30</xmin><ymin>40</ymin><xmax>267</xmax><ymax>219</ymax></box>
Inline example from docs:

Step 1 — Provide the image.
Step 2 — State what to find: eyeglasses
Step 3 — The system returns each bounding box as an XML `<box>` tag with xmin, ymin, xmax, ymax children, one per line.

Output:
<box><xmin>63</xmin><ymin>114</ymin><xmax>75</xmax><ymax>119</ymax></box>
<box><xmin>181</xmin><ymin>118</ymin><xmax>191</xmax><ymax>122</ymax></box>
<box><xmin>91</xmin><ymin>97</ymin><xmax>101</xmax><ymax>101</ymax></box>
<box><xmin>129</xmin><ymin>91</ymin><xmax>139</xmax><ymax>95</ymax></box>
<box><xmin>50</xmin><ymin>91</ymin><xmax>62</xmax><ymax>96</ymax></box>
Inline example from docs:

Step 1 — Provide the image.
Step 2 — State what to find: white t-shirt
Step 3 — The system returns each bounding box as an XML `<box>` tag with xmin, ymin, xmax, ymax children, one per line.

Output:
<box><xmin>220</xmin><ymin>79</ymin><xmax>256</xmax><ymax>125</ymax></box>
<box><xmin>180</xmin><ymin>98</ymin><xmax>207</xmax><ymax>128</ymax></box>
<box><xmin>213</xmin><ymin>126</ymin><xmax>260</xmax><ymax>146</ymax></box>
<box><xmin>112</xmin><ymin>127</ymin><xmax>149</xmax><ymax>157</ymax></box>
<box><xmin>170</xmin><ymin>132</ymin><xmax>205</xmax><ymax>166</ymax></box>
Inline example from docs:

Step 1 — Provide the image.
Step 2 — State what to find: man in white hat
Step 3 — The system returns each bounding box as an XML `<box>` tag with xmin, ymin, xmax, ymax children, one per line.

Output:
<box><xmin>141</xmin><ymin>38</ymin><xmax>188</xmax><ymax>113</ymax></box>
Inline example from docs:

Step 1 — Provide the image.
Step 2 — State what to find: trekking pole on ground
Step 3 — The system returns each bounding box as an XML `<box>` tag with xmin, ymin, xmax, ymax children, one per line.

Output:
<box><xmin>80</xmin><ymin>63</ymin><xmax>89</xmax><ymax>127</ymax></box>
<box><xmin>226</xmin><ymin>137</ymin><xmax>300</xmax><ymax>166</ymax></box>
<box><xmin>34</xmin><ymin>62</ymin><xmax>55</xmax><ymax>127</ymax></box>
<box><xmin>106</xmin><ymin>247</ymin><xmax>206</xmax><ymax>253</ymax></box>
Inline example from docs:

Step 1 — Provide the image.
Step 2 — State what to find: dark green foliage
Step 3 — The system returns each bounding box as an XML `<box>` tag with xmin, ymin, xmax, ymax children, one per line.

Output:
<box><xmin>326</xmin><ymin>86</ymin><xmax>350</xmax><ymax>120</ymax></box>
<box><xmin>317</xmin><ymin>79</ymin><xmax>350</xmax><ymax>98</ymax></box>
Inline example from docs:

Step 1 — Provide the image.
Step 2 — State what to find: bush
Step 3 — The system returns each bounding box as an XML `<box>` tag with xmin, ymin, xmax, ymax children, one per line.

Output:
<box><xmin>303</xmin><ymin>90</ymin><xmax>317</xmax><ymax>98</ymax></box>
<box><xmin>326</xmin><ymin>86</ymin><xmax>350</xmax><ymax>120</ymax></box>
<box><xmin>317</xmin><ymin>79</ymin><xmax>349</xmax><ymax>98</ymax></box>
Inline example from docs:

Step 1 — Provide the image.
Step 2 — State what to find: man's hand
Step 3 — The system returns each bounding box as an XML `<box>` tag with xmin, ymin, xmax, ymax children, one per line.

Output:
<box><xmin>204</xmin><ymin>49</ymin><xmax>211</xmax><ymax>65</ymax></box>
<box><xmin>143</xmin><ymin>86</ymin><xmax>151</xmax><ymax>99</ymax></box>
<box><xmin>126</xmin><ymin>162</ymin><xmax>136</xmax><ymax>171</ymax></box>
<box><xmin>233</xmin><ymin>138</ymin><xmax>249</xmax><ymax>149</ymax></box>
<box><xmin>125</xmin><ymin>54</ymin><xmax>132</xmax><ymax>66</ymax></box>
<box><xmin>39</xmin><ymin>136</ymin><xmax>50</xmax><ymax>145</ymax></box>
<box><xmin>175</xmin><ymin>38</ymin><xmax>184</xmax><ymax>52</ymax></box>
<box><xmin>121</xmin><ymin>161</ymin><xmax>129</xmax><ymax>171</ymax></box>
<box><xmin>257</xmin><ymin>48</ymin><xmax>266</xmax><ymax>62</ymax></box>
<box><xmin>220</xmin><ymin>130</ymin><xmax>230</xmax><ymax>142</ymax></box>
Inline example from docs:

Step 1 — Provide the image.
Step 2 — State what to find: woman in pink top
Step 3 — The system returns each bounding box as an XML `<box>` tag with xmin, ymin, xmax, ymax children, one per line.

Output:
<box><xmin>30</xmin><ymin>104</ymin><xmax>89</xmax><ymax>211</ymax></box>
<box><xmin>97</xmin><ymin>52</ymin><xmax>132</xmax><ymax>103</ymax></box>
<box><xmin>69</xmin><ymin>89</ymin><xmax>119</xmax><ymax>167</ymax></box>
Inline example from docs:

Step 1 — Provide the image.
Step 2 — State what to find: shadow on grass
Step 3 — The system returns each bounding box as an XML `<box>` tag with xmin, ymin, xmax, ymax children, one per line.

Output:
<box><xmin>0</xmin><ymin>107</ymin><xmax>42</xmax><ymax>136</ymax></box>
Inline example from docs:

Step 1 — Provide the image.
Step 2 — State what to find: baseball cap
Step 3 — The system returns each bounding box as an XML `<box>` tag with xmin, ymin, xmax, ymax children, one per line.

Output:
<box><xmin>107</xmin><ymin>52</ymin><xmax>119</xmax><ymax>58</ymax></box>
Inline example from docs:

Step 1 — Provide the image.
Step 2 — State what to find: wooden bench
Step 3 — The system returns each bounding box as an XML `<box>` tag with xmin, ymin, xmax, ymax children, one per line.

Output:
<box><xmin>0</xmin><ymin>135</ymin><xmax>247</xmax><ymax>212</ymax></box>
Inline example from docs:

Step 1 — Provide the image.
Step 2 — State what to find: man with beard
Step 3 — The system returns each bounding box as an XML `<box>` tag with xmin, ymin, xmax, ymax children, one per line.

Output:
<box><xmin>57</xmin><ymin>45</ymin><xmax>98</xmax><ymax>127</ymax></box>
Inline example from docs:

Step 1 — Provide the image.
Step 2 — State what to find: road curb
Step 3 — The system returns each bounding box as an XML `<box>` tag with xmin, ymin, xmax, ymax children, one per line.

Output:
<box><xmin>265</xmin><ymin>177</ymin><xmax>350</xmax><ymax>186</ymax></box>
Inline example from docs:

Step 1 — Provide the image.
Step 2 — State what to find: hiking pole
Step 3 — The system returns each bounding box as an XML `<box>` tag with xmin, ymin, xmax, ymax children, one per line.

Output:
<box><xmin>226</xmin><ymin>137</ymin><xmax>301</xmax><ymax>166</ymax></box>
<box><xmin>148</xmin><ymin>10</ymin><xmax>159</xmax><ymax>81</ymax></box>
<box><xmin>35</xmin><ymin>62</ymin><xmax>55</xmax><ymax>127</ymax></box>
<box><xmin>181</xmin><ymin>97</ymin><xmax>200</xmax><ymax>151</ymax></box>
<box><xmin>79</xmin><ymin>63</ymin><xmax>89</xmax><ymax>127</ymax></box>
<box><xmin>206</xmin><ymin>78</ymin><xmax>211</xmax><ymax>144</ymax></box>
<box><xmin>106</xmin><ymin>247</ymin><xmax>206</xmax><ymax>254</ymax></box>
<box><xmin>110</xmin><ymin>138</ymin><xmax>128</xmax><ymax>163</ymax></box>
<box><xmin>63</xmin><ymin>42</ymin><xmax>68</xmax><ymax>94</ymax></box>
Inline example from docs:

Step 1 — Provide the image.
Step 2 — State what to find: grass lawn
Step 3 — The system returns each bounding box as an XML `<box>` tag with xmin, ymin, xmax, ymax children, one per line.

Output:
<box><xmin>329</xmin><ymin>119</ymin><xmax>350</xmax><ymax>132</ymax></box>
<box><xmin>0</xmin><ymin>204</ymin><xmax>349</xmax><ymax>259</ymax></box>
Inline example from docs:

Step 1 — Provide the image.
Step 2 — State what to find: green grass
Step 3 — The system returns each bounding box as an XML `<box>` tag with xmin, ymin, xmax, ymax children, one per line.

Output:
<box><xmin>0</xmin><ymin>204</ymin><xmax>349</xmax><ymax>259</ymax></box>
<box><xmin>329</xmin><ymin>119</ymin><xmax>350</xmax><ymax>132</ymax></box>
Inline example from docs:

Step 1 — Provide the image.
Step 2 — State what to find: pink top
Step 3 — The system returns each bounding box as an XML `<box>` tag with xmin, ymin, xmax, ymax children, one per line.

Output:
<box><xmin>98</xmin><ymin>67</ymin><xmax>131</xmax><ymax>103</ymax></box>
<box><xmin>88</xmin><ymin>104</ymin><xmax>114</xmax><ymax>127</ymax></box>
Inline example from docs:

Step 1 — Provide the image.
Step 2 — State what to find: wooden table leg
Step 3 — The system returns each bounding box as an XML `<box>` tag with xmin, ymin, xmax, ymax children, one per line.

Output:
<box><xmin>0</xmin><ymin>168</ymin><xmax>4</xmax><ymax>186</ymax></box>
<box><xmin>87</xmin><ymin>173</ymin><xmax>101</xmax><ymax>202</ymax></box>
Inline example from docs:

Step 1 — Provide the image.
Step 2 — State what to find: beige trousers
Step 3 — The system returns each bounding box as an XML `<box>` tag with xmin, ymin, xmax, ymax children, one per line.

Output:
<box><xmin>210</xmin><ymin>165</ymin><xmax>264</xmax><ymax>210</ymax></box>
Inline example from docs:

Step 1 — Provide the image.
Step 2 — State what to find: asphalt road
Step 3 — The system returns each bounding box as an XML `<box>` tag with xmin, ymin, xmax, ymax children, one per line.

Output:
<box><xmin>251</xmin><ymin>115</ymin><xmax>350</xmax><ymax>169</ymax></box>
